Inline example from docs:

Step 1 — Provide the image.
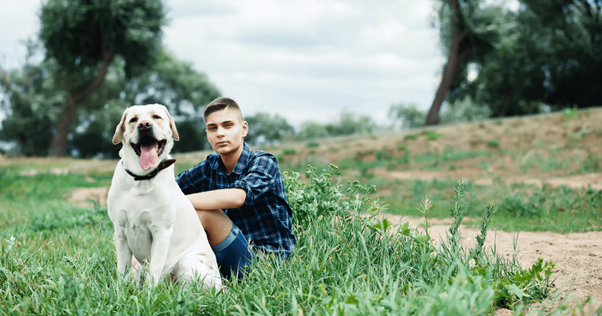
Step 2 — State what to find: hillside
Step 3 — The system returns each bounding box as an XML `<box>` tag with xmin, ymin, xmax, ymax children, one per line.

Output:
<box><xmin>1</xmin><ymin>108</ymin><xmax>601</xmax><ymax>313</ymax></box>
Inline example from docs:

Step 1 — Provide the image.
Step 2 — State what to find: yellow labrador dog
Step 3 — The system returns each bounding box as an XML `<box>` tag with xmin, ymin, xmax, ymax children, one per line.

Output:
<box><xmin>107</xmin><ymin>104</ymin><xmax>222</xmax><ymax>289</ymax></box>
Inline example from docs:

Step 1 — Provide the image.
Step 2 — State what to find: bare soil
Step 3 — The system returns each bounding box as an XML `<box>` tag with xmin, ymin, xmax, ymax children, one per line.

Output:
<box><xmin>389</xmin><ymin>215</ymin><xmax>602</xmax><ymax>314</ymax></box>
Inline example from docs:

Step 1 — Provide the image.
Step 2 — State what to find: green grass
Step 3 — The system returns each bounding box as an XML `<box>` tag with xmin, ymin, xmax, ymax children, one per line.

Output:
<box><xmin>0</xmin><ymin>164</ymin><xmax>563</xmax><ymax>315</ymax></box>
<box><xmin>378</xmin><ymin>178</ymin><xmax>602</xmax><ymax>234</ymax></box>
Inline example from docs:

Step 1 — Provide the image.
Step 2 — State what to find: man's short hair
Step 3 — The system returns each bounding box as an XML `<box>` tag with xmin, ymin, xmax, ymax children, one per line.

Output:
<box><xmin>204</xmin><ymin>97</ymin><xmax>244</xmax><ymax>123</ymax></box>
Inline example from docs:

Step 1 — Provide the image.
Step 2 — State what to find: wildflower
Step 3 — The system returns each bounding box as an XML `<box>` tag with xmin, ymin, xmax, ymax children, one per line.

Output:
<box><xmin>468</xmin><ymin>258</ymin><xmax>476</xmax><ymax>268</ymax></box>
<box><xmin>6</xmin><ymin>236</ymin><xmax>16</xmax><ymax>251</ymax></box>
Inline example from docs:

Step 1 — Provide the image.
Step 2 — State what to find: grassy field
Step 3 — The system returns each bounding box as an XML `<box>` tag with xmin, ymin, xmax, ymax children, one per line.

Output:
<box><xmin>1</xmin><ymin>109</ymin><xmax>601</xmax><ymax>315</ymax></box>
<box><xmin>0</xmin><ymin>162</ymin><xmax>564</xmax><ymax>315</ymax></box>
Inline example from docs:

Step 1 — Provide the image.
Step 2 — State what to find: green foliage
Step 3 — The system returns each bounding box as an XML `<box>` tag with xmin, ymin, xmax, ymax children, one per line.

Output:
<box><xmin>425</xmin><ymin>131</ymin><xmax>442</xmax><ymax>140</ymax></box>
<box><xmin>305</xmin><ymin>141</ymin><xmax>320</xmax><ymax>148</ymax></box>
<box><xmin>1</xmin><ymin>43</ymin><xmax>220</xmax><ymax>157</ymax></box>
<box><xmin>283</xmin><ymin>164</ymin><xmax>378</xmax><ymax>226</ymax></box>
<box><xmin>245</xmin><ymin>112</ymin><xmax>294</xmax><ymax>146</ymax></box>
<box><xmin>40</xmin><ymin>0</ymin><xmax>165</xmax><ymax>78</ymax></box>
<box><xmin>282</xmin><ymin>148</ymin><xmax>297</xmax><ymax>155</ymax></box>
<box><xmin>390</xmin><ymin>97</ymin><xmax>491</xmax><ymax>130</ymax></box>
<box><xmin>561</xmin><ymin>107</ymin><xmax>579</xmax><ymax>120</ymax></box>
<box><xmin>298</xmin><ymin>111</ymin><xmax>376</xmax><ymax>140</ymax></box>
<box><xmin>389</xmin><ymin>102</ymin><xmax>426</xmax><ymax>129</ymax></box>
<box><xmin>170</xmin><ymin>120</ymin><xmax>208</xmax><ymax>154</ymax></box>
<box><xmin>439</xmin><ymin>96</ymin><xmax>492</xmax><ymax>124</ymax></box>
<box><xmin>298</xmin><ymin>121</ymin><xmax>329</xmax><ymax>140</ymax></box>
<box><xmin>487</xmin><ymin>140</ymin><xmax>500</xmax><ymax>148</ymax></box>
<box><xmin>0</xmin><ymin>41</ymin><xmax>64</xmax><ymax>156</ymax></box>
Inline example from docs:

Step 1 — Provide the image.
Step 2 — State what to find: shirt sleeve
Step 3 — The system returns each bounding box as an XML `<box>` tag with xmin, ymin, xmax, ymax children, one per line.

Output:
<box><xmin>231</xmin><ymin>154</ymin><xmax>278</xmax><ymax>205</ymax></box>
<box><xmin>176</xmin><ymin>159</ymin><xmax>208</xmax><ymax>195</ymax></box>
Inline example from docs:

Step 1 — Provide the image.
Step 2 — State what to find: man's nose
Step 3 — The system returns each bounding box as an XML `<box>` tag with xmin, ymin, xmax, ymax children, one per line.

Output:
<box><xmin>138</xmin><ymin>120</ymin><xmax>151</xmax><ymax>131</ymax></box>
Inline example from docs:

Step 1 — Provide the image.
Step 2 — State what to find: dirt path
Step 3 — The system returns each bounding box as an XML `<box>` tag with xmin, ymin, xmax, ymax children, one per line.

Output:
<box><xmin>386</xmin><ymin>215</ymin><xmax>602</xmax><ymax>314</ymax></box>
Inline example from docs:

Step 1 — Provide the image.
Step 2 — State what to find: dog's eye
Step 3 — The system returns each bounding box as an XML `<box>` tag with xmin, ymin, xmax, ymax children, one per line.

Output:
<box><xmin>129</xmin><ymin>117</ymin><xmax>138</xmax><ymax>123</ymax></box>
<box><xmin>153</xmin><ymin>115</ymin><xmax>161</xmax><ymax>120</ymax></box>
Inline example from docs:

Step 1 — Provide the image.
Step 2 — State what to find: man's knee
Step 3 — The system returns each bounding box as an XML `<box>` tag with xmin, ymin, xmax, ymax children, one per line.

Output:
<box><xmin>196</xmin><ymin>209</ymin><xmax>233</xmax><ymax>246</ymax></box>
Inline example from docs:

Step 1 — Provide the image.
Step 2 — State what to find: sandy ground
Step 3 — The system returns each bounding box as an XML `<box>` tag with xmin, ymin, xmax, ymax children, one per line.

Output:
<box><xmin>387</xmin><ymin>215</ymin><xmax>602</xmax><ymax>314</ymax></box>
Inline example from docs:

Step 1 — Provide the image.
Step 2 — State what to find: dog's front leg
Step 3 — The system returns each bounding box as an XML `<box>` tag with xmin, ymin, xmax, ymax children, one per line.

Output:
<box><xmin>114</xmin><ymin>226</ymin><xmax>133</xmax><ymax>277</ymax></box>
<box><xmin>148</xmin><ymin>226</ymin><xmax>173</xmax><ymax>285</ymax></box>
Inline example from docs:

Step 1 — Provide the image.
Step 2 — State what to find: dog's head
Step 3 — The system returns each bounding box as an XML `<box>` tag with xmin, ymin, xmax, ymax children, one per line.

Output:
<box><xmin>112</xmin><ymin>104</ymin><xmax>179</xmax><ymax>171</ymax></box>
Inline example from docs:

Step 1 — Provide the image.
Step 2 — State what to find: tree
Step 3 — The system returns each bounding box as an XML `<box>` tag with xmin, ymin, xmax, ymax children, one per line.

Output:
<box><xmin>520</xmin><ymin>0</ymin><xmax>602</xmax><ymax>109</ymax></box>
<box><xmin>0</xmin><ymin>41</ymin><xmax>64</xmax><ymax>156</ymax></box>
<box><xmin>1</xmin><ymin>42</ymin><xmax>220</xmax><ymax>157</ymax></box>
<box><xmin>39</xmin><ymin>0</ymin><xmax>166</xmax><ymax>156</ymax></box>
<box><xmin>447</xmin><ymin>0</ymin><xmax>602</xmax><ymax>116</ymax></box>
<box><xmin>70</xmin><ymin>49</ymin><xmax>221</xmax><ymax>158</ymax></box>
<box><xmin>389</xmin><ymin>103</ymin><xmax>427</xmax><ymax>129</ymax></box>
<box><xmin>245</xmin><ymin>112</ymin><xmax>294</xmax><ymax>146</ymax></box>
<box><xmin>425</xmin><ymin>0</ymin><xmax>507</xmax><ymax>125</ymax></box>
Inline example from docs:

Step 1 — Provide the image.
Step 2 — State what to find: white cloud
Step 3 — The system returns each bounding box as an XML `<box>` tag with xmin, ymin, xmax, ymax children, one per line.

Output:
<box><xmin>1</xmin><ymin>0</ymin><xmax>446</xmax><ymax>129</ymax></box>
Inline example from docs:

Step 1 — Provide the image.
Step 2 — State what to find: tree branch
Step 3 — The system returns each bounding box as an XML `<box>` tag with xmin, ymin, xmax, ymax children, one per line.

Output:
<box><xmin>71</xmin><ymin>49</ymin><xmax>114</xmax><ymax>105</ymax></box>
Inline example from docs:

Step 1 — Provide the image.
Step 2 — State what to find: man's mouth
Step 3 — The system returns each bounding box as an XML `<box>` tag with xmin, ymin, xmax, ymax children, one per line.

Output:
<box><xmin>131</xmin><ymin>137</ymin><xmax>167</xmax><ymax>170</ymax></box>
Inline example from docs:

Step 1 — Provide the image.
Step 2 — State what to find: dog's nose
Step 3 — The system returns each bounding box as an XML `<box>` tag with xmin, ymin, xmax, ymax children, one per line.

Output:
<box><xmin>138</xmin><ymin>120</ymin><xmax>151</xmax><ymax>130</ymax></box>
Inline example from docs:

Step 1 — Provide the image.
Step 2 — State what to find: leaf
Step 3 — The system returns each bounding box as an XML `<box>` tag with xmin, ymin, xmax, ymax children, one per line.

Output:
<box><xmin>372</xmin><ymin>218</ymin><xmax>391</xmax><ymax>231</ymax></box>
<box><xmin>344</xmin><ymin>295</ymin><xmax>359</xmax><ymax>306</ymax></box>
<box><xmin>399</xmin><ymin>222</ymin><xmax>411</xmax><ymax>236</ymax></box>
<box><xmin>506</xmin><ymin>284</ymin><xmax>530</xmax><ymax>300</ymax></box>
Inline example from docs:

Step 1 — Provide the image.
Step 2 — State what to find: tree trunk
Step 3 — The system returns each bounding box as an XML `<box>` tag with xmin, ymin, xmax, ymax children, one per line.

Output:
<box><xmin>50</xmin><ymin>98</ymin><xmax>76</xmax><ymax>156</ymax></box>
<box><xmin>425</xmin><ymin>0</ymin><xmax>470</xmax><ymax>126</ymax></box>
<box><xmin>50</xmin><ymin>50</ymin><xmax>114</xmax><ymax>156</ymax></box>
<box><xmin>498</xmin><ymin>82</ymin><xmax>519</xmax><ymax>117</ymax></box>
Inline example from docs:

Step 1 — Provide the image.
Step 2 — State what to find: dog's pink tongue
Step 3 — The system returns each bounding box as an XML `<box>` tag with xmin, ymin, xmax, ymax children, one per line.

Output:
<box><xmin>139</xmin><ymin>143</ymin><xmax>159</xmax><ymax>171</ymax></box>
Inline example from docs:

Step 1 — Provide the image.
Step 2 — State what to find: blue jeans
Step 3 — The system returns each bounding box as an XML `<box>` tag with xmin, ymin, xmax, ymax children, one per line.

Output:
<box><xmin>211</xmin><ymin>223</ymin><xmax>254</xmax><ymax>279</ymax></box>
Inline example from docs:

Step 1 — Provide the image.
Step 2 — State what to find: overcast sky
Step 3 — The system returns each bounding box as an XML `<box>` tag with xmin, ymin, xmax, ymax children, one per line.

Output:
<box><xmin>0</xmin><ymin>0</ymin><xmax>446</xmax><ymax>127</ymax></box>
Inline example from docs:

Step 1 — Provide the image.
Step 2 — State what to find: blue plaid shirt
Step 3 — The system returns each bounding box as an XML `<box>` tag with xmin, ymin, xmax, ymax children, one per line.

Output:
<box><xmin>176</xmin><ymin>143</ymin><xmax>296</xmax><ymax>258</ymax></box>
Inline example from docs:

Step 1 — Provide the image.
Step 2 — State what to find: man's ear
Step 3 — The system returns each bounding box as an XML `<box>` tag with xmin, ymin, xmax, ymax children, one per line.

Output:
<box><xmin>162</xmin><ymin>105</ymin><xmax>179</xmax><ymax>141</ymax></box>
<box><xmin>241</xmin><ymin>121</ymin><xmax>248</xmax><ymax>138</ymax></box>
<box><xmin>112</xmin><ymin>108</ymin><xmax>129</xmax><ymax>144</ymax></box>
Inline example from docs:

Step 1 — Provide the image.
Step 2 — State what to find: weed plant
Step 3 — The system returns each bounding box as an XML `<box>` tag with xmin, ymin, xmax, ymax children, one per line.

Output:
<box><xmin>1</xmin><ymin>165</ymin><xmax>556</xmax><ymax>314</ymax></box>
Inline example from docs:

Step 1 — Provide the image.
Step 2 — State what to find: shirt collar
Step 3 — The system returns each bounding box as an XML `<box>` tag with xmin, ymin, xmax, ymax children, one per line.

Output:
<box><xmin>216</xmin><ymin>142</ymin><xmax>250</xmax><ymax>176</ymax></box>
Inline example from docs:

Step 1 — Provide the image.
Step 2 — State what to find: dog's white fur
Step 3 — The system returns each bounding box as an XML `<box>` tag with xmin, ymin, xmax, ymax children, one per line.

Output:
<box><xmin>107</xmin><ymin>104</ymin><xmax>222</xmax><ymax>288</ymax></box>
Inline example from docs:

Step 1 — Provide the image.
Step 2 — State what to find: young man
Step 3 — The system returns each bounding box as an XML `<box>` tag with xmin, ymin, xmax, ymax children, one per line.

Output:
<box><xmin>175</xmin><ymin>97</ymin><xmax>296</xmax><ymax>279</ymax></box>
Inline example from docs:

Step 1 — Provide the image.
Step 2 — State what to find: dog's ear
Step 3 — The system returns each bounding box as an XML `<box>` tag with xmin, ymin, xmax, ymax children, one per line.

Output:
<box><xmin>163</xmin><ymin>105</ymin><xmax>179</xmax><ymax>141</ymax></box>
<box><xmin>112</xmin><ymin>108</ymin><xmax>129</xmax><ymax>144</ymax></box>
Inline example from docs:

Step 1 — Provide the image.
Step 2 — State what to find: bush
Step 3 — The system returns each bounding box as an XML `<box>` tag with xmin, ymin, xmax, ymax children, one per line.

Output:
<box><xmin>283</xmin><ymin>148</ymin><xmax>297</xmax><ymax>155</ymax></box>
<box><xmin>487</xmin><ymin>140</ymin><xmax>500</xmax><ymax>148</ymax></box>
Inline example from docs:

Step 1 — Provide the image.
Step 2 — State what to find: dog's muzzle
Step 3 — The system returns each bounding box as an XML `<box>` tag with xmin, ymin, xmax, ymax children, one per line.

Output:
<box><xmin>130</xmin><ymin>121</ymin><xmax>167</xmax><ymax>171</ymax></box>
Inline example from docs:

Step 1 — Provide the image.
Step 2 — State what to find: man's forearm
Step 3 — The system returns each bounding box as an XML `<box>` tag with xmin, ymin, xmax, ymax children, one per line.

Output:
<box><xmin>186</xmin><ymin>188</ymin><xmax>246</xmax><ymax>210</ymax></box>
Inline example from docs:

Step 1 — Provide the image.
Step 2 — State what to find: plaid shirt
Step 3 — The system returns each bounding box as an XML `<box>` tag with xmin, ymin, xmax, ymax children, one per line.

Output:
<box><xmin>176</xmin><ymin>143</ymin><xmax>296</xmax><ymax>258</ymax></box>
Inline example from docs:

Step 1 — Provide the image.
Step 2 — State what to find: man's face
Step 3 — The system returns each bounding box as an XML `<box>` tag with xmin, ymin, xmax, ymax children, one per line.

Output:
<box><xmin>205</xmin><ymin>108</ymin><xmax>248</xmax><ymax>156</ymax></box>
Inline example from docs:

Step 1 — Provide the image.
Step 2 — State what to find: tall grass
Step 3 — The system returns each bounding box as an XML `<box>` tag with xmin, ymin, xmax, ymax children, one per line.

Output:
<box><xmin>0</xmin><ymin>165</ymin><xmax>557</xmax><ymax>315</ymax></box>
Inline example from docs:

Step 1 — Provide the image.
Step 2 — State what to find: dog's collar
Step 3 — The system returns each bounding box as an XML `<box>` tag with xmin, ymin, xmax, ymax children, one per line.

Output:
<box><xmin>123</xmin><ymin>159</ymin><xmax>176</xmax><ymax>181</ymax></box>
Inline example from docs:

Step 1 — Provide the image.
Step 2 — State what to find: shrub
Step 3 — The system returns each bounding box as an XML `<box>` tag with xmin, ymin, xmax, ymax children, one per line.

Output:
<box><xmin>283</xmin><ymin>148</ymin><xmax>297</xmax><ymax>155</ymax></box>
<box><xmin>305</xmin><ymin>141</ymin><xmax>319</xmax><ymax>148</ymax></box>
<box><xmin>425</xmin><ymin>132</ymin><xmax>442</xmax><ymax>140</ymax></box>
<box><xmin>487</xmin><ymin>140</ymin><xmax>500</xmax><ymax>148</ymax></box>
<box><xmin>561</xmin><ymin>107</ymin><xmax>579</xmax><ymax>120</ymax></box>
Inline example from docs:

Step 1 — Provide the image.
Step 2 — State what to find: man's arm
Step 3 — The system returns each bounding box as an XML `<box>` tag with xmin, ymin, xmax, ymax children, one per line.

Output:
<box><xmin>185</xmin><ymin>188</ymin><xmax>246</xmax><ymax>211</ymax></box>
